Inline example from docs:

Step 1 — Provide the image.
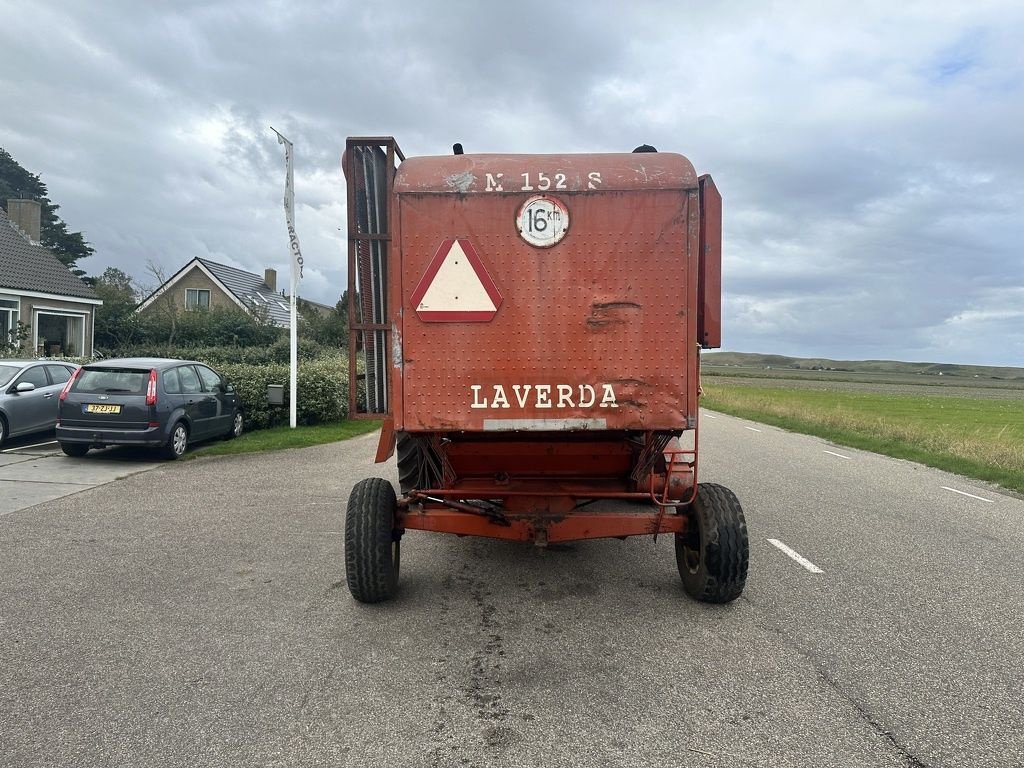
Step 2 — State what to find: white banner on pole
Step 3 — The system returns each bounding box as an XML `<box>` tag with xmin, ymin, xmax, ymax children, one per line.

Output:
<box><xmin>271</xmin><ymin>127</ymin><xmax>301</xmax><ymax>429</ymax></box>
<box><xmin>271</xmin><ymin>127</ymin><xmax>304</xmax><ymax>281</ymax></box>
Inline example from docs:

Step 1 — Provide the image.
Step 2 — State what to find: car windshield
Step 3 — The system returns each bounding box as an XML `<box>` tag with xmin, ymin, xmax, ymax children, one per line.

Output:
<box><xmin>74</xmin><ymin>368</ymin><xmax>149</xmax><ymax>395</ymax></box>
<box><xmin>0</xmin><ymin>365</ymin><xmax>20</xmax><ymax>388</ymax></box>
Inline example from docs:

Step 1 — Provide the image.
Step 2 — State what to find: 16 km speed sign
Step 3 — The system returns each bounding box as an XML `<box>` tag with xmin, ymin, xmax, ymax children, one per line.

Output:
<box><xmin>516</xmin><ymin>194</ymin><xmax>569</xmax><ymax>247</ymax></box>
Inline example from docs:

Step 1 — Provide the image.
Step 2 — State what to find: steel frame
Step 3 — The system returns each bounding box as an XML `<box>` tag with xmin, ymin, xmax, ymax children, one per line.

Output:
<box><xmin>345</xmin><ymin>137</ymin><xmax>404</xmax><ymax>420</ymax></box>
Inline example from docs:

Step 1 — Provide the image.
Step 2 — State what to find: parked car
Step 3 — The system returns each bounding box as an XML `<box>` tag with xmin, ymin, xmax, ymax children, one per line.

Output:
<box><xmin>0</xmin><ymin>359</ymin><xmax>79</xmax><ymax>447</ymax></box>
<box><xmin>56</xmin><ymin>358</ymin><xmax>243</xmax><ymax>459</ymax></box>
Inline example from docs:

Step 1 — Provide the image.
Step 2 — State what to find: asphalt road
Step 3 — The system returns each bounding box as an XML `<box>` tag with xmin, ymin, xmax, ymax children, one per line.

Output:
<box><xmin>1</xmin><ymin>414</ymin><xmax>1021</xmax><ymax>767</ymax></box>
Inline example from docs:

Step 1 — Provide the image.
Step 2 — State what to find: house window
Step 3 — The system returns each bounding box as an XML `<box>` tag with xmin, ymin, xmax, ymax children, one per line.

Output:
<box><xmin>34</xmin><ymin>310</ymin><xmax>86</xmax><ymax>357</ymax></box>
<box><xmin>186</xmin><ymin>289</ymin><xmax>211</xmax><ymax>310</ymax></box>
<box><xmin>0</xmin><ymin>297</ymin><xmax>20</xmax><ymax>348</ymax></box>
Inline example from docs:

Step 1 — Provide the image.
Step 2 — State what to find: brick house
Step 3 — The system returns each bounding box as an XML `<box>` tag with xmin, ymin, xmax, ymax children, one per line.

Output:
<box><xmin>0</xmin><ymin>200</ymin><xmax>102</xmax><ymax>357</ymax></box>
<box><xmin>136</xmin><ymin>257</ymin><xmax>331</xmax><ymax>327</ymax></box>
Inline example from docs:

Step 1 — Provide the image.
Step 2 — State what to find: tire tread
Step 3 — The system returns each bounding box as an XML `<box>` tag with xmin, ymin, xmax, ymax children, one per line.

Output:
<box><xmin>345</xmin><ymin>477</ymin><xmax>399</xmax><ymax>603</ymax></box>
<box><xmin>396</xmin><ymin>432</ymin><xmax>420</xmax><ymax>494</ymax></box>
<box><xmin>676</xmin><ymin>482</ymin><xmax>749</xmax><ymax>603</ymax></box>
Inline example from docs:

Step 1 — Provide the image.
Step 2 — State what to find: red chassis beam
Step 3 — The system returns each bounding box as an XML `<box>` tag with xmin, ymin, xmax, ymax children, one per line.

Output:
<box><xmin>397</xmin><ymin>506</ymin><xmax>688</xmax><ymax>544</ymax></box>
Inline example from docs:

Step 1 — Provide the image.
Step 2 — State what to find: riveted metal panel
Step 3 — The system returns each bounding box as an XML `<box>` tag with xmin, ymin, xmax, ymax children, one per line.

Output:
<box><xmin>698</xmin><ymin>174</ymin><xmax>722</xmax><ymax>349</ymax></box>
<box><xmin>395</xmin><ymin>167</ymin><xmax>696</xmax><ymax>432</ymax></box>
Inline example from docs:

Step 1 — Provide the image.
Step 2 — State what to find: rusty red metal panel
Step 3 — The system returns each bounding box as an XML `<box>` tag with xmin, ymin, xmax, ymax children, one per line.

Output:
<box><xmin>393</xmin><ymin>155</ymin><xmax>699</xmax><ymax>434</ymax></box>
<box><xmin>698</xmin><ymin>174</ymin><xmax>722</xmax><ymax>349</ymax></box>
<box><xmin>394</xmin><ymin>152</ymin><xmax>698</xmax><ymax>195</ymax></box>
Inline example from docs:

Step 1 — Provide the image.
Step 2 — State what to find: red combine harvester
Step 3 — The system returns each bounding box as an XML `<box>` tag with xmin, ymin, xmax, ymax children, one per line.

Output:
<box><xmin>343</xmin><ymin>138</ymin><xmax>748</xmax><ymax>604</ymax></box>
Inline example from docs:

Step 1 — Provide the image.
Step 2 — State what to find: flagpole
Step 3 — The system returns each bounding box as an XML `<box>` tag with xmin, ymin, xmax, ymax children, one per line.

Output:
<box><xmin>271</xmin><ymin>126</ymin><xmax>303</xmax><ymax>429</ymax></box>
<box><xmin>289</xmin><ymin>250</ymin><xmax>298</xmax><ymax>429</ymax></box>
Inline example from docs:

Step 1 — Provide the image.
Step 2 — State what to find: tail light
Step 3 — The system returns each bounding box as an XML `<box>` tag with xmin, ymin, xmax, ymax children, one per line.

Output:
<box><xmin>146</xmin><ymin>369</ymin><xmax>158</xmax><ymax>406</ymax></box>
<box><xmin>59</xmin><ymin>367</ymin><xmax>82</xmax><ymax>402</ymax></box>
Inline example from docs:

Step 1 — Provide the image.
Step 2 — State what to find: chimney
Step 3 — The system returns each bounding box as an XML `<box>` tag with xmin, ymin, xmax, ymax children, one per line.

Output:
<box><xmin>6</xmin><ymin>199</ymin><xmax>42</xmax><ymax>243</ymax></box>
<box><xmin>264</xmin><ymin>268</ymin><xmax>277</xmax><ymax>292</ymax></box>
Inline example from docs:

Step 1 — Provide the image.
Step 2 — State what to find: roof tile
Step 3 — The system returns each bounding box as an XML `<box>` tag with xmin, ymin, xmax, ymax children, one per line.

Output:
<box><xmin>0</xmin><ymin>209</ymin><xmax>99</xmax><ymax>300</ymax></box>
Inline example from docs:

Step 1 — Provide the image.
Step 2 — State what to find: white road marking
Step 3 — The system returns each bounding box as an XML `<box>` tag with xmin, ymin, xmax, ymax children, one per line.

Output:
<box><xmin>823</xmin><ymin>450</ymin><xmax>851</xmax><ymax>460</ymax></box>
<box><xmin>744</xmin><ymin>426</ymin><xmax>762</xmax><ymax>433</ymax></box>
<box><xmin>768</xmin><ymin>538</ymin><xmax>825</xmax><ymax>574</ymax></box>
<box><xmin>941</xmin><ymin>486</ymin><xmax>995</xmax><ymax>504</ymax></box>
<box><xmin>703</xmin><ymin>414</ymin><xmax>717</xmax><ymax>419</ymax></box>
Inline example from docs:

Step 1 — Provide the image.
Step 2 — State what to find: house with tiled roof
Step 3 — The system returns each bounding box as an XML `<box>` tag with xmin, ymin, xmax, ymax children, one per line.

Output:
<box><xmin>1</xmin><ymin>200</ymin><xmax>102</xmax><ymax>357</ymax></box>
<box><xmin>135</xmin><ymin>257</ymin><xmax>327</xmax><ymax>328</ymax></box>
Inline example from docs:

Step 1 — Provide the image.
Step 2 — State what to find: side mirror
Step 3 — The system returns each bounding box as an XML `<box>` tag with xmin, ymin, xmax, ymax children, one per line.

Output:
<box><xmin>16</xmin><ymin>382</ymin><xmax>36</xmax><ymax>393</ymax></box>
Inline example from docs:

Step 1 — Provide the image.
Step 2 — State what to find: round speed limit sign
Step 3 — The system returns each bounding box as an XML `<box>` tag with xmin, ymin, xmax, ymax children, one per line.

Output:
<box><xmin>516</xmin><ymin>194</ymin><xmax>569</xmax><ymax>248</ymax></box>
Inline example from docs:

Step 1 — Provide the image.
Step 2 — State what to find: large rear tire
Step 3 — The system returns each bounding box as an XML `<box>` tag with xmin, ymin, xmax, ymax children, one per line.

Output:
<box><xmin>60</xmin><ymin>443</ymin><xmax>90</xmax><ymax>457</ymax></box>
<box><xmin>345</xmin><ymin>477</ymin><xmax>401</xmax><ymax>603</ymax></box>
<box><xmin>396</xmin><ymin>431</ymin><xmax>422</xmax><ymax>494</ymax></box>
<box><xmin>675</xmin><ymin>483</ymin><xmax>749</xmax><ymax>603</ymax></box>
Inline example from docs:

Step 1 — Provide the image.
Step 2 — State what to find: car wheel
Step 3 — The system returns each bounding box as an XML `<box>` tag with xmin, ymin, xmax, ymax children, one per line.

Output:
<box><xmin>224</xmin><ymin>410</ymin><xmax>243</xmax><ymax>440</ymax></box>
<box><xmin>0</xmin><ymin>415</ymin><xmax>7</xmax><ymax>448</ymax></box>
<box><xmin>162</xmin><ymin>421</ymin><xmax>189</xmax><ymax>460</ymax></box>
<box><xmin>60</xmin><ymin>443</ymin><xmax>90</xmax><ymax>457</ymax></box>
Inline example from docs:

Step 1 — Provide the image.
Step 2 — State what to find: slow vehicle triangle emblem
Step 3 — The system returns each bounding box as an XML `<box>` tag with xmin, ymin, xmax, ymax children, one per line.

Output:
<box><xmin>410</xmin><ymin>238</ymin><xmax>502</xmax><ymax>322</ymax></box>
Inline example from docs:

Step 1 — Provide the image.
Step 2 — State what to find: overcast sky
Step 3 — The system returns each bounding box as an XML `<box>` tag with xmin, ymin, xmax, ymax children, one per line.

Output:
<box><xmin>2</xmin><ymin>1</ymin><xmax>1022</xmax><ymax>366</ymax></box>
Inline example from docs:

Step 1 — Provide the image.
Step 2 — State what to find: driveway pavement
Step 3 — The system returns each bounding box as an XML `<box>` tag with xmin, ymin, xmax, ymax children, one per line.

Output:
<box><xmin>0</xmin><ymin>436</ymin><xmax>162</xmax><ymax>516</ymax></box>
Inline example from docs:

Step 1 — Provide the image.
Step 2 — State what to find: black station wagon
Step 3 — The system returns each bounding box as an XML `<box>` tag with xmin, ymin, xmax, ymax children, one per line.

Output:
<box><xmin>56</xmin><ymin>358</ymin><xmax>243</xmax><ymax>459</ymax></box>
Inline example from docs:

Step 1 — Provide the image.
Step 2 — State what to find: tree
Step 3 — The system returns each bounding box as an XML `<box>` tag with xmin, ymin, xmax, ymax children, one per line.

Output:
<box><xmin>298</xmin><ymin>297</ymin><xmax>347</xmax><ymax>349</ymax></box>
<box><xmin>139</xmin><ymin>260</ymin><xmax>180</xmax><ymax>352</ymax></box>
<box><xmin>0</xmin><ymin>148</ymin><xmax>93</xmax><ymax>272</ymax></box>
<box><xmin>1</xmin><ymin>320</ymin><xmax>31</xmax><ymax>358</ymax></box>
<box><xmin>92</xmin><ymin>267</ymin><xmax>141</xmax><ymax>352</ymax></box>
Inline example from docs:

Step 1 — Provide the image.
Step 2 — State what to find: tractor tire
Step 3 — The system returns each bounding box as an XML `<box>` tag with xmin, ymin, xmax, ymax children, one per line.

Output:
<box><xmin>396</xmin><ymin>431</ymin><xmax>422</xmax><ymax>494</ymax></box>
<box><xmin>675</xmin><ymin>483</ymin><xmax>749</xmax><ymax>603</ymax></box>
<box><xmin>345</xmin><ymin>477</ymin><xmax>401</xmax><ymax>603</ymax></box>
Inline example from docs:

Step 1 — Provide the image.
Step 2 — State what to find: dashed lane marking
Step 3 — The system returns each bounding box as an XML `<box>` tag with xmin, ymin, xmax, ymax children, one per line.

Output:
<box><xmin>823</xmin><ymin>450</ymin><xmax>851</xmax><ymax>460</ymax></box>
<box><xmin>941</xmin><ymin>486</ymin><xmax>995</xmax><ymax>504</ymax></box>
<box><xmin>744</xmin><ymin>426</ymin><xmax>762</xmax><ymax>433</ymax></box>
<box><xmin>703</xmin><ymin>414</ymin><xmax>717</xmax><ymax>419</ymax></box>
<box><xmin>768</xmin><ymin>538</ymin><xmax>825</xmax><ymax>574</ymax></box>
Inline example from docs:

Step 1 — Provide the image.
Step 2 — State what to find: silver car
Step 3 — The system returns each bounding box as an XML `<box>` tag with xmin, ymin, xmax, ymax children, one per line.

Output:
<box><xmin>0</xmin><ymin>359</ymin><xmax>79</xmax><ymax>447</ymax></box>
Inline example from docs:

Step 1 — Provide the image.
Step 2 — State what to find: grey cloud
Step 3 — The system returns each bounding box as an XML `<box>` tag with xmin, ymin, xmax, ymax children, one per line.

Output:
<box><xmin>1</xmin><ymin>0</ymin><xmax>1022</xmax><ymax>364</ymax></box>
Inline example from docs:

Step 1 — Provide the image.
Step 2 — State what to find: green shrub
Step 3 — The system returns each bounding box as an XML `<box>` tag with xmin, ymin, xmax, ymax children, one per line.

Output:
<box><xmin>136</xmin><ymin>306</ymin><xmax>284</xmax><ymax>349</ymax></box>
<box><xmin>217</xmin><ymin>355</ymin><xmax>350</xmax><ymax>430</ymax></box>
<box><xmin>100</xmin><ymin>339</ymin><xmax>330</xmax><ymax>367</ymax></box>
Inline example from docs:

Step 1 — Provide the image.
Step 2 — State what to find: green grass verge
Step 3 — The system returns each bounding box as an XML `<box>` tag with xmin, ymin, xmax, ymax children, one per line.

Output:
<box><xmin>188</xmin><ymin>419</ymin><xmax>382</xmax><ymax>459</ymax></box>
<box><xmin>702</xmin><ymin>383</ymin><xmax>1024</xmax><ymax>494</ymax></box>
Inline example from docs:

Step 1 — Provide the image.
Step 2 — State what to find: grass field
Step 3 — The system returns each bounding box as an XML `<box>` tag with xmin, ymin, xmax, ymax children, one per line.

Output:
<box><xmin>701</xmin><ymin>371</ymin><xmax>1024</xmax><ymax>494</ymax></box>
<box><xmin>189</xmin><ymin>419</ymin><xmax>381</xmax><ymax>459</ymax></box>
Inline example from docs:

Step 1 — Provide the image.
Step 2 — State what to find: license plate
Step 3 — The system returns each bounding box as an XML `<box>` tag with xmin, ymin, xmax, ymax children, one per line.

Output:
<box><xmin>84</xmin><ymin>404</ymin><xmax>122</xmax><ymax>414</ymax></box>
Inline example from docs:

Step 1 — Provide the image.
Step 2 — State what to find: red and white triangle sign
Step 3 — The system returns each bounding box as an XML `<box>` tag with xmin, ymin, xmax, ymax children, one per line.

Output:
<box><xmin>410</xmin><ymin>239</ymin><xmax>503</xmax><ymax>322</ymax></box>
